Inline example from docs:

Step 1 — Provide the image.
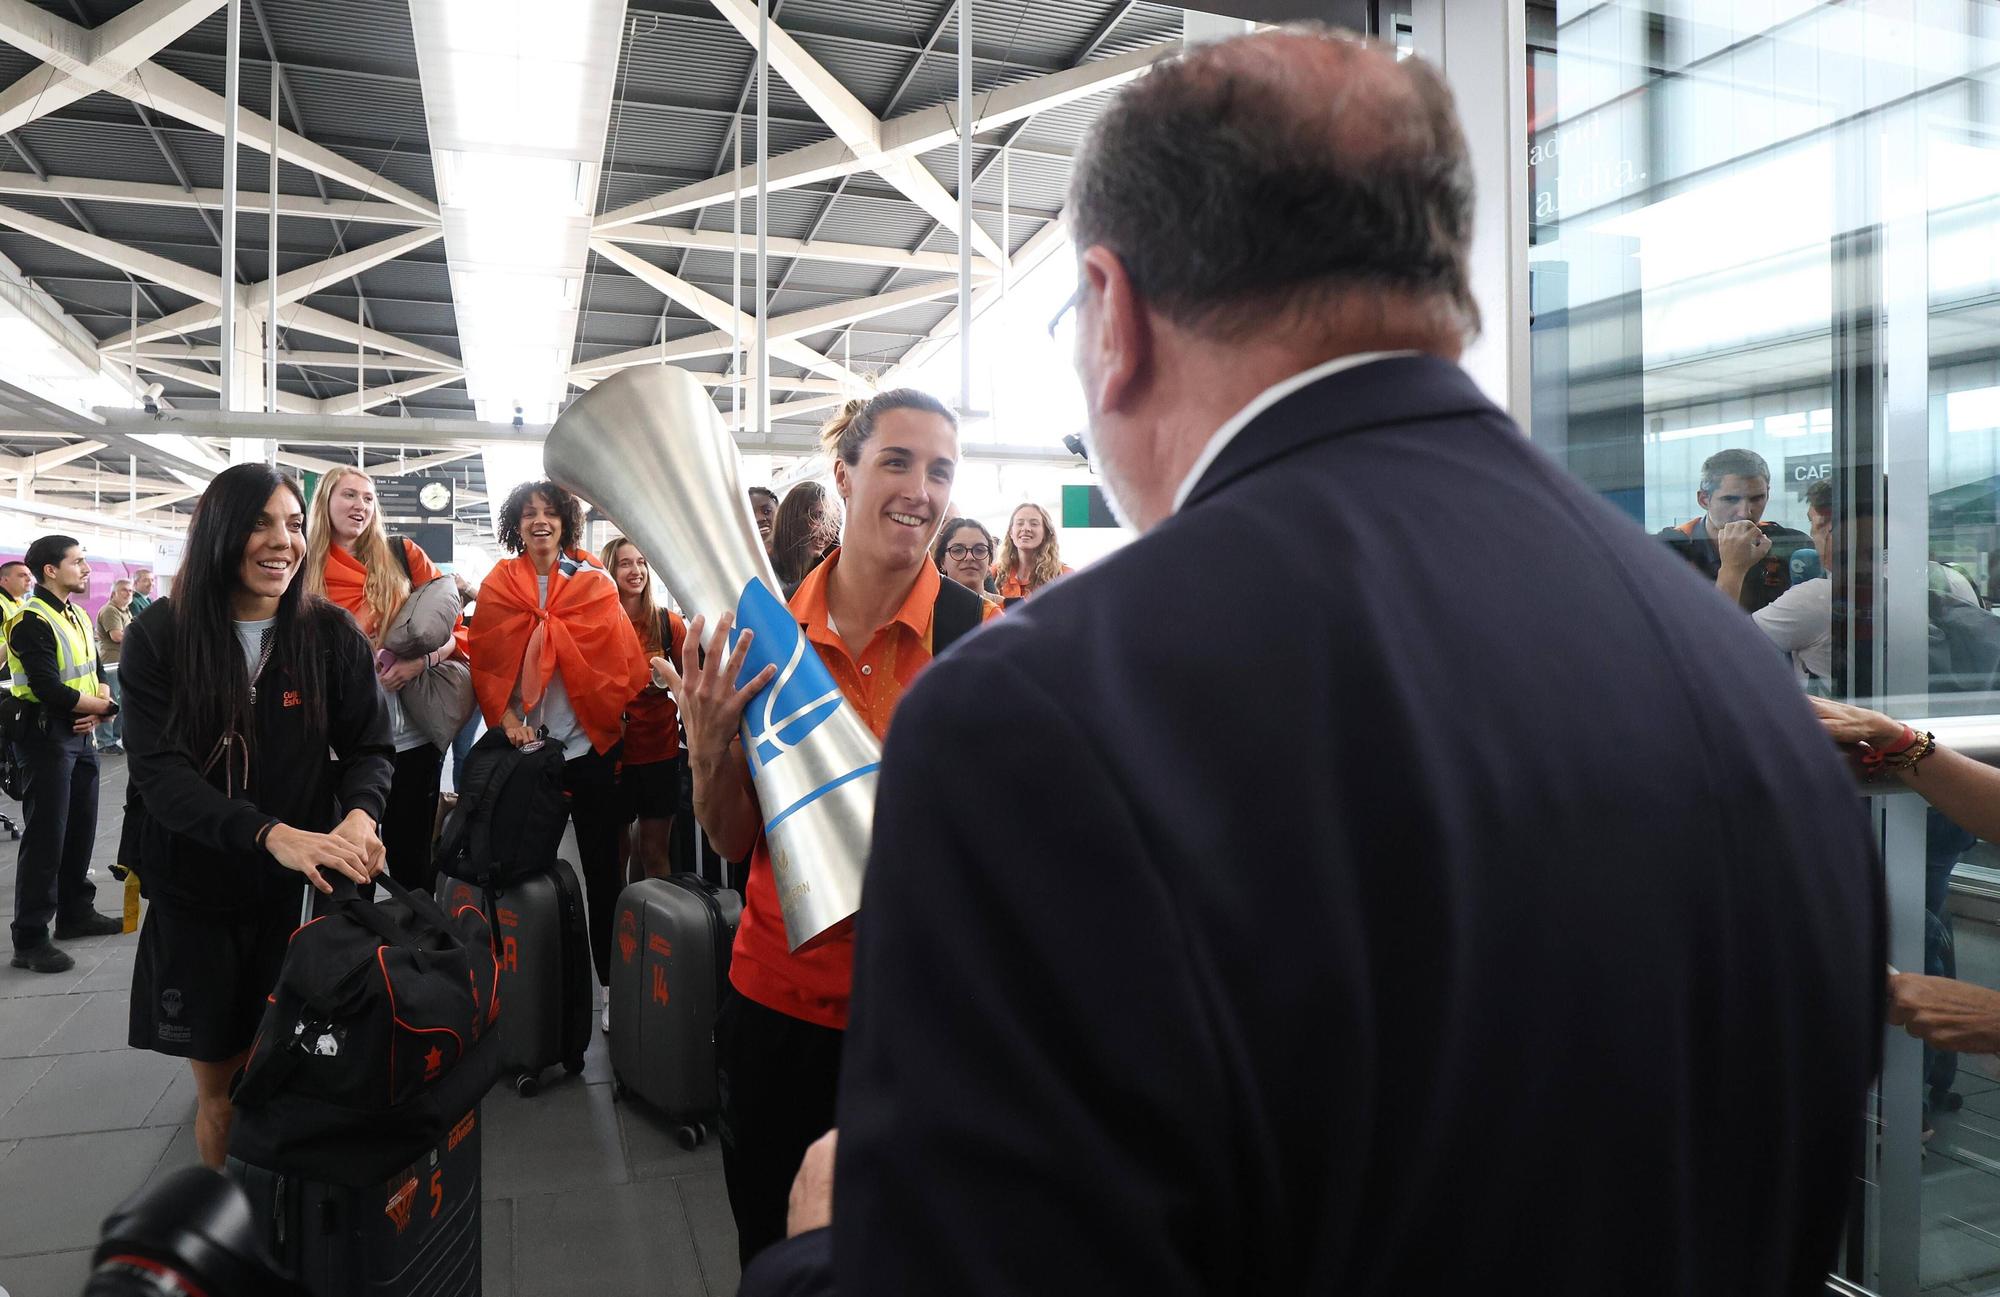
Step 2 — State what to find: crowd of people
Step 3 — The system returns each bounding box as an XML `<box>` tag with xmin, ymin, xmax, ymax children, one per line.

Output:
<box><xmin>6</xmin><ymin>22</ymin><xmax>2000</xmax><ymax>1293</ymax></box>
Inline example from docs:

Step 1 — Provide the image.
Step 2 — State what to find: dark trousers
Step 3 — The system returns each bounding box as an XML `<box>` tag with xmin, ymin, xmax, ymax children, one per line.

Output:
<box><xmin>716</xmin><ymin>988</ymin><xmax>844</xmax><ymax>1267</ymax></box>
<box><xmin>11</xmin><ymin>727</ymin><xmax>99</xmax><ymax>950</ymax></box>
<box><xmin>381</xmin><ymin>743</ymin><xmax>445</xmax><ymax>894</ymax></box>
<box><xmin>564</xmin><ymin>748</ymin><xmax>625</xmax><ymax>986</ymax></box>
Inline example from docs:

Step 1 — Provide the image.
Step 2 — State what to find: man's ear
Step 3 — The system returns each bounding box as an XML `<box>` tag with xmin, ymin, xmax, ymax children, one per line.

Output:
<box><xmin>1078</xmin><ymin>245</ymin><xmax>1150</xmax><ymax>416</ymax></box>
<box><xmin>1695</xmin><ymin>490</ymin><xmax>1712</xmax><ymax>513</ymax></box>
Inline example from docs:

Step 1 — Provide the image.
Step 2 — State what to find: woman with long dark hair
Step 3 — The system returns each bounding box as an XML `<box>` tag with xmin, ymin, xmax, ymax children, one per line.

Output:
<box><xmin>122</xmin><ymin>464</ymin><xmax>393</xmax><ymax>1169</ymax></box>
<box><xmin>769</xmin><ymin>481</ymin><xmax>841</xmax><ymax>598</ymax></box>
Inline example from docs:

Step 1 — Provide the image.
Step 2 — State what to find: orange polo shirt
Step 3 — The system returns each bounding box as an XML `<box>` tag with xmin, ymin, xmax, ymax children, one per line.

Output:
<box><xmin>730</xmin><ymin>549</ymin><xmax>998</xmax><ymax>1030</ymax></box>
<box><xmin>994</xmin><ymin>563</ymin><xmax>1073</xmax><ymax>603</ymax></box>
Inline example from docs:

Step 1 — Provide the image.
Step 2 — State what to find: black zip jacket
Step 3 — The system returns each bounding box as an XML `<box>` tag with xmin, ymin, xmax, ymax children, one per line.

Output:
<box><xmin>10</xmin><ymin>586</ymin><xmax>96</xmax><ymax>721</ymax></box>
<box><xmin>120</xmin><ymin>598</ymin><xmax>393</xmax><ymax>914</ymax></box>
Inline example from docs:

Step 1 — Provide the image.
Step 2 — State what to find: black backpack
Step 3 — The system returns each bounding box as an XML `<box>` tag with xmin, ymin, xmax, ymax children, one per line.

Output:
<box><xmin>434</xmin><ymin>726</ymin><xmax>569</xmax><ymax>883</ymax></box>
<box><xmin>228</xmin><ymin>875</ymin><xmax>504</xmax><ymax>1186</ymax></box>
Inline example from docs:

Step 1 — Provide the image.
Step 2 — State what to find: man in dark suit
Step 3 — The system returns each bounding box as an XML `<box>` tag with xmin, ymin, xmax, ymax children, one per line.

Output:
<box><xmin>743</xmin><ymin>26</ymin><xmax>1881</xmax><ymax>1297</ymax></box>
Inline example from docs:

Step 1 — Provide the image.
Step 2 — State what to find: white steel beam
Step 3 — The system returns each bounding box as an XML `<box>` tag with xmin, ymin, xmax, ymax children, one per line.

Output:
<box><xmin>113</xmin><ymin>62</ymin><xmax>439</xmax><ymax>217</ymax></box>
<box><xmin>702</xmin><ymin>0</ymin><xmax>1004</xmax><ymax>263</ymax></box>
<box><xmin>887</xmin><ymin>215</ymin><xmax>1068</xmax><ymax>380</ymax></box>
<box><xmin>25</xmin><ymin>439</ymin><xmax>108</xmax><ymax>473</ymax></box>
<box><xmin>277</xmin><ymin>305</ymin><xmax>459</xmax><ymax>368</ymax></box>
<box><xmin>268</xmin><ymin>228</ymin><xmax>441</xmax><ymax>306</ymax></box>
<box><xmin>588</xmin><ymin>239</ymin><xmax>863</xmax><ymax>387</ymax></box>
<box><xmin>133</xmin><ymin>345</ymin><xmax>460</xmax><ymax>375</ymax></box>
<box><xmin>722</xmin><ymin>394</ymin><xmax>842</xmax><ymax>431</ymax></box>
<box><xmin>315</xmin><ymin>372</ymin><xmax>461</xmax><ymax>415</ymax></box>
<box><xmin>596</xmin><ymin>223</ymin><xmax>994</xmax><ymax>276</ymax></box>
<box><xmin>113</xmin><ymin>355</ymin><xmax>319</xmax><ymax>414</ymax></box>
<box><xmin>596</xmin><ymin>41</ymin><xmax>1170</xmax><ymax>233</ymax></box>
<box><xmin>0</xmin><ymin>201</ymin><xmax>222</xmax><ymax>302</ymax></box>
<box><xmin>94</xmin><ymin>229</ymin><xmax>443</xmax><ymax>352</ymax></box>
<box><xmin>0</xmin><ymin>173</ymin><xmax>434</xmax><ymax>227</ymax></box>
<box><xmin>0</xmin><ymin>0</ymin><xmax>223</xmax><ymax>134</ymax></box>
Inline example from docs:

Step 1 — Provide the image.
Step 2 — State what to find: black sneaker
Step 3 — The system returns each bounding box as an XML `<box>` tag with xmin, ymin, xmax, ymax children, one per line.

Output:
<box><xmin>54</xmin><ymin>911</ymin><xmax>122</xmax><ymax>939</ymax></box>
<box><xmin>10</xmin><ymin>943</ymin><xmax>75</xmax><ymax>974</ymax></box>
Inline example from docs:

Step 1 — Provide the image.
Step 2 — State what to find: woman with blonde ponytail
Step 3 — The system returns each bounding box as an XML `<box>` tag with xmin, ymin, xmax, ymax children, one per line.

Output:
<box><xmin>305</xmin><ymin>467</ymin><xmax>465</xmax><ymax>891</ymax></box>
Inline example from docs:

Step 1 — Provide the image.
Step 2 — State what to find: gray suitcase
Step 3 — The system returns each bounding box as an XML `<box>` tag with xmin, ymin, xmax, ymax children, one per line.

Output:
<box><xmin>608</xmin><ymin>876</ymin><xmax>742</xmax><ymax>1147</ymax></box>
<box><xmin>437</xmin><ymin>860</ymin><xmax>593</xmax><ymax>1098</ymax></box>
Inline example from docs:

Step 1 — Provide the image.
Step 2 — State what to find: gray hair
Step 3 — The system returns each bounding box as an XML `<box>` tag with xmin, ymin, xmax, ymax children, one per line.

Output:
<box><xmin>112</xmin><ymin>578</ymin><xmax>132</xmax><ymax>590</ymax></box>
<box><xmin>1699</xmin><ymin>449</ymin><xmax>1771</xmax><ymax>496</ymax></box>
<box><xmin>1066</xmin><ymin>26</ymin><xmax>1478</xmax><ymax>341</ymax></box>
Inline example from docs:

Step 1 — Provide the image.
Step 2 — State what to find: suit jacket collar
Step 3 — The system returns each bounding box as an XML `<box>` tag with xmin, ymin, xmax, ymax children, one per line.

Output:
<box><xmin>1180</xmin><ymin>354</ymin><xmax>1500</xmax><ymax>513</ymax></box>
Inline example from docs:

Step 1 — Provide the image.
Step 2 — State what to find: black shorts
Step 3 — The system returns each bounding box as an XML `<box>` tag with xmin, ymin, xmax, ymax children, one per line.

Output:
<box><xmin>619</xmin><ymin>757</ymin><xmax>681</xmax><ymax>823</ymax></box>
<box><xmin>129</xmin><ymin>899</ymin><xmax>298</xmax><ymax>1062</ymax></box>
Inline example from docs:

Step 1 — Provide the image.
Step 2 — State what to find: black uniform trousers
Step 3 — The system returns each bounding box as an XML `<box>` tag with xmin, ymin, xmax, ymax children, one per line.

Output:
<box><xmin>10</xmin><ymin>725</ymin><xmax>99</xmax><ymax>950</ymax></box>
<box><xmin>380</xmin><ymin>742</ymin><xmax>446</xmax><ymax>894</ymax></box>
<box><xmin>717</xmin><ymin>987</ymin><xmax>845</xmax><ymax>1269</ymax></box>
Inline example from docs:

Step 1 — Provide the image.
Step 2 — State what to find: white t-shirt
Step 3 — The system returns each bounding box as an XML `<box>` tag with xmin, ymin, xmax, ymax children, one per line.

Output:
<box><xmin>234</xmin><ymin>616</ymin><xmax>275</xmax><ymax>675</ymax></box>
<box><xmin>508</xmin><ymin>574</ymin><xmax>590</xmax><ymax>761</ymax></box>
<box><xmin>1751</xmin><ymin>577</ymin><xmax>1832</xmax><ymax>685</ymax></box>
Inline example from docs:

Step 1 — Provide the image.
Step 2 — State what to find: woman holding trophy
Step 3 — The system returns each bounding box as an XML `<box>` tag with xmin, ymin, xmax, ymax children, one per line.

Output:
<box><xmin>660</xmin><ymin>389</ymin><xmax>997</xmax><ymax>1266</ymax></box>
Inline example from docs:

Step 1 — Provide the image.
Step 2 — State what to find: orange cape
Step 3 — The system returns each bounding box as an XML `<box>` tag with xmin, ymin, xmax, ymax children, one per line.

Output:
<box><xmin>323</xmin><ymin>539</ymin><xmax>469</xmax><ymax>659</ymax></box>
<box><xmin>469</xmin><ymin>553</ymin><xmax>648</xmax><ymax>755</ymax></box>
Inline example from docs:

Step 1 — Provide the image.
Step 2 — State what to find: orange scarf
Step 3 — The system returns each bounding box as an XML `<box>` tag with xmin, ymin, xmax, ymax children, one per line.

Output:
<box><xmin>469</xmin><ymin>553</ymin><xmax>648</xmax><ymax>755</ymax></box>
<box><xmin>323</xmin><ymin>540</ymin><xmax>469</xmax><ymax>657</ymax></box>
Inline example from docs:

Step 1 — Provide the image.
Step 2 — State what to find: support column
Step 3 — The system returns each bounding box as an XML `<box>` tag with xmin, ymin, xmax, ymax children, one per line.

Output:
<box><xmin>227</xmin><ymin>302</ymin><xmax>273</xmax><ymax>464</ymax></box>
<box><xmin>1411</xmin><ymin>0</ymin><xmax>1531</xmax><ymax>430</ymax></box>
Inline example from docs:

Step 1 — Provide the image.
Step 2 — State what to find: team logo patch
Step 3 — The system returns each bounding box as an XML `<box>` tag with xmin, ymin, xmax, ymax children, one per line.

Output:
<box><xmin>617</xmin><ymin>910</ymin><xmax>638</xmax><ymax>966</ymax></box>
<box><xmin>160</xmin><ymin>988</ymin><xmax>182</xmax><ymax>1019</ymax></box>
<box><xmin>423</xmin><ymin>1046</ymin><xmax>444</xmax><ymax>1081</ymax></box>
<box><xmin>282</xmin><ymin>690</ymin><xmax>302</xmax><ymax>708</ymax></box>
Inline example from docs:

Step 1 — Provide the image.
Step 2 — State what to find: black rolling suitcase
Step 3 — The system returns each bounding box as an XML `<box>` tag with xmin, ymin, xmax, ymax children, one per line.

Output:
<box><xmin>437</xmin><ymin>860</ymin><xmax>593</xmax><ymax>1097</ymax></box>
<box><xmin>227</xmin><ymin>1107</ymin><xmax>483</xmax><ymax>1297</ymax></box>
<box><xmin>608</xmin><ymin>875</ymin><xmax>742</xmax><ymax>1147</ymax></box>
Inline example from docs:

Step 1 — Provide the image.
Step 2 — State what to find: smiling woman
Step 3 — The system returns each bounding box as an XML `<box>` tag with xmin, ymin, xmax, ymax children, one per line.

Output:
<box><xmin>674</xmin><ymin>387</ymin><xmax>1000</xmax><ymax>1268</ymax></box>
<box><xmin>118</xmin><ymin>463</ymin><xmax>395</xmax><ymax>1172</ymax></box>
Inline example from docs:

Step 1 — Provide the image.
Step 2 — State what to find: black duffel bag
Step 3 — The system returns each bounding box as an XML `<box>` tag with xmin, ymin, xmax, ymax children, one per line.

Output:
<box><xmin>228</xmin><ymin>874</ymin><xmax>505</xmax><ymax>1186</ymax></box>
<box><xmin>434</xmin><ymin>726</ymin><xmax>568</xmax><ymax>885</ymax></box>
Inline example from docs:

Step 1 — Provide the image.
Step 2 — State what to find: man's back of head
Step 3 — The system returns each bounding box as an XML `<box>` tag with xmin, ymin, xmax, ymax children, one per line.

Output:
<box><xmin>1064</xmin><ymin>29</ymin><xmax>1480</xmax><ymax>529</ymax></box>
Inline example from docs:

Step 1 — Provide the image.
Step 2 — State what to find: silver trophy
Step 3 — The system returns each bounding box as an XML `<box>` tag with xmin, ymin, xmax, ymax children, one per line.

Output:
<box><xmin>546</xmin><ymin>366</ymin><xmax>874</xmax><ymax>952</ymax></box>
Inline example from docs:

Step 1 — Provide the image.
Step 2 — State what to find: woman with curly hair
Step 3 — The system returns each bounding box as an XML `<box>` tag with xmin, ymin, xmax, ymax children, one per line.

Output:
<box><xmin>993</xmin><ymin>502</ymin><xmax>1070</xmax><ymax>604</ymax></box>
<box><xmin>468</xmin><ymin>480</ymin><xmax>650</xmax><ymax>1029</ymax></box>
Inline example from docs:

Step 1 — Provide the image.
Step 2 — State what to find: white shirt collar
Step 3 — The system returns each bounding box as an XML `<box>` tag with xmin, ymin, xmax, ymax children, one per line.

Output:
<box><xmin>1170</xmin><ymin>351</ymin><xmax>1420</xmax><ymax>516</ymax></box>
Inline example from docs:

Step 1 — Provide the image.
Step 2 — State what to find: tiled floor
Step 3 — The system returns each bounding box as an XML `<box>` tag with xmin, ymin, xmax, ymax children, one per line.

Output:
<box><xmin>0</xmin><ymin>756</ymin><xmax>741</xmax><ymax>1297</ymax></box>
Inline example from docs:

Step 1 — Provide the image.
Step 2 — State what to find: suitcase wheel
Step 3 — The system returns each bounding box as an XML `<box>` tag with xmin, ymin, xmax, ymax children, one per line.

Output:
<box><xmin>564</xmin><ymin>1056</ymin><xmax>585</xmax><ymax>1076</ymax></box>
<box><xmin>515</xmin><ymin>1072</ymin><xmax>541</xmax><ymax>1098</ymax></box>
<box><xmin>675</xmin><ymin>1122</ymin><xmax>704</xmax><ymax>1152</ymax></box>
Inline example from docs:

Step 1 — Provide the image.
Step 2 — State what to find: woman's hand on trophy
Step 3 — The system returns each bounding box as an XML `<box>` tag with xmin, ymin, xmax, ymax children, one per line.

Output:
<box><xmin>655</xmin><ymin>612</ymin><xmax>776</xmax><ymax>764</ymax></box>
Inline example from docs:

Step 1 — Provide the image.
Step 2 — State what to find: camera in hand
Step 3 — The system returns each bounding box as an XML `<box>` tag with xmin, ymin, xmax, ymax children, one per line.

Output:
<box><xmin>85</xmin><ymin>1167</ymin><xmax>307</xmax><ymax>1296</ymax></box>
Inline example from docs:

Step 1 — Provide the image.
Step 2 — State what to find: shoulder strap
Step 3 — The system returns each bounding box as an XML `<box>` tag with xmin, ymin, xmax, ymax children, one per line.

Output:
<box><xmin>437</xmin><ymin>733</ymin><xmax>517</xmax><ymax>867</ymax></box>
<box><xmin>387</xmin><ymin>536</ymin><xmax>414</xmax><ymax>582</ymax></box>
<box><xmin>931</xmin><ymin>577</ymin><xmax>982</xmax><ymax>656</ymax></box>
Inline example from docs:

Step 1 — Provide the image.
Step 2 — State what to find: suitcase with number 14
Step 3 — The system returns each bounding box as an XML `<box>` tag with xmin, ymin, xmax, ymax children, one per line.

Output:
<box><xmin>608</xmin><ymin>875</ymin><xmax>741</xmax><ymax>1148</ymax></box>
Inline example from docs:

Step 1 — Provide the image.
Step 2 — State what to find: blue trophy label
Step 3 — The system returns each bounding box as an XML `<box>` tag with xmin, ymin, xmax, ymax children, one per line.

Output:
<box><xmin>730</xmin><ymin>578</ymin><xmax>851</xmax><ymax>771</ymax></box>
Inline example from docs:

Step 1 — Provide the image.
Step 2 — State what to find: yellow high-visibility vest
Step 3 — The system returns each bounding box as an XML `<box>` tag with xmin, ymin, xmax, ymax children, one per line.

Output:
<box><xmin>7</xmin><ymin>595</ymin><xmax>101</xmax><ymax>704</ymax></box>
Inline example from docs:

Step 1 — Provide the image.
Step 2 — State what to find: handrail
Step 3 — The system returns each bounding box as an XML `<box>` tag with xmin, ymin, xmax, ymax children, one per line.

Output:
<box><xmin>1921</xmin><ymin>714</ymin><xmax>2000</xmax><ymax>766</ymax></box>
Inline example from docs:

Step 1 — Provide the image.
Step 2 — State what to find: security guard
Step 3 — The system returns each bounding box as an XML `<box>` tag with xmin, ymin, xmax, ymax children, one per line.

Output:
<box><xmin>9</xmin><ymin>535</ymin><xmax>119</xmax><ymax>973</ymax></box>
<box><xmin>0</xmin><ymin>559</ymin><xmax>29</xmax><ymax>630</ymax></box>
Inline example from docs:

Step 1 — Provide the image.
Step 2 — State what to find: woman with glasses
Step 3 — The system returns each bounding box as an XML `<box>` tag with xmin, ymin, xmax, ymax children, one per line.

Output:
<box><xmin>770</xmin><ymin>481</ymin><xmax>842</xmax><ymax>599</ymax></box>
<box><xmin>993</xmin><ymin>502</ymin><xmax>1070</xmax><ymax>604</ymax></box>
<box><xmin>933</xmin><ymin>518</ymin><xmax>1000</xmax><ymax>602</ymax></box>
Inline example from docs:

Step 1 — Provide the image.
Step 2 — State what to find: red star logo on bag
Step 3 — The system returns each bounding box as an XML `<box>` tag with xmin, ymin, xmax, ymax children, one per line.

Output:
<box><xmin>618</xmin><ymin>910</ymin><xmax>638</xmax><ymax>965</ymax></box>
<box><xmin>423</xmin><ymin>1046</ymin><xmax>443</xmax><ymax>1081</ymax></box>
